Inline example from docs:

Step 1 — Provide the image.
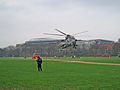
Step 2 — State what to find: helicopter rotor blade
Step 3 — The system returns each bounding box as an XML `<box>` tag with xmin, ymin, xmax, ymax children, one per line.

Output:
<box><xmin>73</xmin><ymin>31</ymin><xmax>88</xmax><ymax>36</ymax></box>
<box><xmin>43</xmin><ymin>33</ymin><xmax>64</xmax><ymax>36</ymax></box>
<box><xmin>55</xmin><ymin>29</ymin><xmax>67</xmax><ymax>35</ymax></box>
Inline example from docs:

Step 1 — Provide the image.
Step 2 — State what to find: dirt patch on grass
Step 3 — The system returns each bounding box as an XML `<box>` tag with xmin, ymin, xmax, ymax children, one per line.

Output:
<box><xmin>44</xmin><ymin>59</ymin><xmax>120</xmax><ymax>66</ymax></box>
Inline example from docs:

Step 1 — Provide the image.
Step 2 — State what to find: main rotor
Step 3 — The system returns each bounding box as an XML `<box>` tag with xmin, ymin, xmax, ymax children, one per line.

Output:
<box><xmin>43</xmin><ymin>29</ymin><xmax>88</xmax><ymax>38</ymax></box>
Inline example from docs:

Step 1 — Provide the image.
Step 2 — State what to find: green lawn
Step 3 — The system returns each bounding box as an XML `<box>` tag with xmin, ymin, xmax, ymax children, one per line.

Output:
<box><xmin>0</xmin><ymin>57</ymin><xmax>120</xmax><ymax>90</ymax></box>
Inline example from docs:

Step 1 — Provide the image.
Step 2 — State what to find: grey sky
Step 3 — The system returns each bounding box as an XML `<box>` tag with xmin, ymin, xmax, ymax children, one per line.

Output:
<box><xmin>0</xmin><ymin>0</ymin><xmax>120</xmax><ymax>48</ymax></box>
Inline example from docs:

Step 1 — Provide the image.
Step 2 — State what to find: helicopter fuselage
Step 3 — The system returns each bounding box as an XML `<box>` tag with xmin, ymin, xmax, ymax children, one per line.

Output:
<box><xmin>60</xmin><ymin>35</ymin><xmax>77</xmax><ymax>49</ymax></box>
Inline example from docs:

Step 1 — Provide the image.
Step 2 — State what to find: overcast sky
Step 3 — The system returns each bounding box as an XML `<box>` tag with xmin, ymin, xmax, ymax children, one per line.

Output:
<box><xmin>0</xmin><ymin>0</ymin><xmax>120</xmax><ymax>48</ymax></box>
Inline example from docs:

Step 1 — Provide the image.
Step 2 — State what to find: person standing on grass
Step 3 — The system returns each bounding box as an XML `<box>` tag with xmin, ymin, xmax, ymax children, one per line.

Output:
<box><xmin>37</xmin><ymin>56</ymin><xmax>42</xmax><ymax>72</ymax></box>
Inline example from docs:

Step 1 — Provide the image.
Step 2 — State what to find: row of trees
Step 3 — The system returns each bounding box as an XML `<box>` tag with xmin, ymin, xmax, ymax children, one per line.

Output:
<box><xmin>0</xmin><ymin>41</ymin><xmax>120</xmax><ymax>57</ymax></box>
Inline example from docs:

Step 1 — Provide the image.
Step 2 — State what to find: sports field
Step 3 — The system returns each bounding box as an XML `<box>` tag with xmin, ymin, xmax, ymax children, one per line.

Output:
<box><xmin>0</xmin><ymin>57</ymin><xmax>120</xmax><ymax>90</ymax></box>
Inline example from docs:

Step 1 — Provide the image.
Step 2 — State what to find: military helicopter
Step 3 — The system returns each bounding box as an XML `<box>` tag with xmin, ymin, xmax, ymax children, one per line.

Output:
<box><xmin>44</xmin><ymin>29</ymin><xmax>87</xmax><ymax>49</ymax></box>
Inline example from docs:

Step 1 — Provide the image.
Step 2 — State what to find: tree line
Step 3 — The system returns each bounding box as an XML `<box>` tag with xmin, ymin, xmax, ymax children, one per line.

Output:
<box><xmin>0</xmin><ymin>41</ymin><xmax>120</xmax><ymax>57</ymax></box>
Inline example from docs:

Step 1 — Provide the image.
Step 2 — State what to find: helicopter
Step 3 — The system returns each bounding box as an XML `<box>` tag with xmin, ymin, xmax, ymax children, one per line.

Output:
<box><xmin>44</xmin><ymin>29</ymin><xmax>88</xmax><ymax>49</ymax></box>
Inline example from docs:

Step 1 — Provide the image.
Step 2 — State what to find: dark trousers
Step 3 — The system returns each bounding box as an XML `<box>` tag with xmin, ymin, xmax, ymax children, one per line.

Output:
<box><xmin>38</xmin><ymin>63</ymin><xmax>42</xmax><ymax>71</ymax></box>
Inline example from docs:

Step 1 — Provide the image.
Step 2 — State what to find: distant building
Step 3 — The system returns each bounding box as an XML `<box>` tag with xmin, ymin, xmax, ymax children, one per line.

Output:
<box><xmin>91</xmin><ymin>39</ymin><xmax>114</xmax><ymax>44</ymax></box>
<box><xmin>23</xmin><ymin>38</ymin><xmax>115</xmax><ymax>57</ymax></box>
<box><xmin>88</xmin><ymin>39</ymin><xmax>115</xmax><ymax>56</ymax></box>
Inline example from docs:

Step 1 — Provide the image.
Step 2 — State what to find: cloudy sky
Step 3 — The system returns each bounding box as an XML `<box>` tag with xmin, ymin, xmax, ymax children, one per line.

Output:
<box><xmin>0</xmin><ymin>0</ymin><xmax>120</xmax><ymax>48</ymax></box>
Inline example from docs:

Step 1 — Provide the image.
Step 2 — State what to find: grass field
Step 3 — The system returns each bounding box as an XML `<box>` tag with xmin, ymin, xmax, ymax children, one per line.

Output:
<box><xmin>0</xmin><ymin>57</ymin><xmax>120</xmax><ymax>90</ymax></box>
